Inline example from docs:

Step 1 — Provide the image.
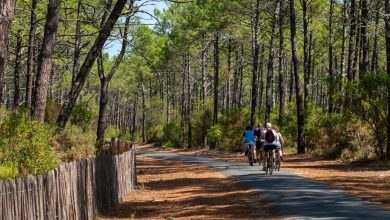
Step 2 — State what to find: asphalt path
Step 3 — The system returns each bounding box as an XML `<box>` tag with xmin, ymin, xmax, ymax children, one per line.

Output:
<box><xmin>141</xmin><ymin>151</ymin><xmax>390</xmax><ymax>220</ymax></box>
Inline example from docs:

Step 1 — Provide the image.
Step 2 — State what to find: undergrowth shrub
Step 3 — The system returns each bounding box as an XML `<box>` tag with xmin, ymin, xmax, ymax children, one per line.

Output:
<box><xmin>0</xmin><ymin>112</ymin><xmax>59</xmax><ymax>178</ymax></box>
<box><xmin>71</xmin><ymin>103</ymin><xmax>94</xmax><ymax>132</ymax></box>
<box><xmin>54</xmin><ymin>125</ymin><xmax>95</xmax><ymax>162</ymax></box>
<box><xmin>271</xmin><ymin>102</ymin><xmax>374</xmax><ymax>161</ymax></box>
<box><xmin>162</xmin><ymin>122</ymin><xmax>181</xmax><ymax>148</ymax></box>
<box><xmin>105</xmin><ymin>125</ymin><xmax>120</xmax><ymax>139</ymax></box>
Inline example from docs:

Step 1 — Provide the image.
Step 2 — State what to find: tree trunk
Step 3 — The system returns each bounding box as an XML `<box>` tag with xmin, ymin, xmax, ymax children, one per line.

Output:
<box><xmin>96</xmin><ymin>74</ymin><xmax>109</xmax><ymax>145</ymax></box>
<box><xmin>186</xmin><ymin>55</ymin><xmax>192</xmax><ymax>147</ymax></box>
<box><xmin>347</xmin><ymin>0</ymin><xmax>357</xmax><ymax>82</ymax></box>
<box><xmin>72</xmin><ymin>0</ymin><xmax>82</xmax><ymax>85</ymax></box>
<box><xmin>233</xmin><ymin>45</ymin><xmax>239</xmax><ymax>108</ymax></box>
<box><xmin>288</xmin><ymin>60</ymin><xmax>294</xmax><ymax>102</ymax></box>
<box><xmin>265</xmin><ymin>0</ymin><xmax>279</xmax><ymax>124</ymax></box>
<box><xmin>238</xmin><ymin>44</ymin><xmax>244</xmax><ymax>107</ymax></box>
<box><xmin>131</xmin><ymin>96</ymin><xmax>138</xmax><ymax>142</ymax></box>
<box><xmin>13</xmin><ymin>30</ymin><xmax>22</xmax><ymax>109</ymax></box>
<box><xmin>34</xmin><ymin>0</ymin><xmax>61</xmax><ymax>121</ymax></box>
<box><xmin>0</xmin><ymin>0</ymin><xmax>16</xmax><ymax>103</ymax></box>
<box><xmin>359</xmin><ymin>0</ymin><xmax>369</xmax><ymax>78</ymax></box>
<box><xmin>278</xmin><ymin>0</ymin><xmax>285</xmax><ymax>124</ymax></box>
<box><xmin>201</xmin><ymin>38</ymin><xmax>209</xmax><ymax>102</ymax></box>
<box><xmin>227</xmin><ymin>39</ymin><xmax>232</xmax><ymax>109</ymax></box>
<box><xmin>328</xmin><ymin>0</ymin><xmax>334</xmax><ymax>113</ymax></box>
<box><xmin>289</xmin><ymin>0</ymin><xmax>305</xmax><ymax>154</ymax></box>
<box><xmin>250</xmin><ymin>0</ymin><xmax>261</xmax><ymax>128</ymax></box>
<box><xmin>385</xmin><ymin>0</ymin><xmax>390</xmax><ymax>159</ymax></box>
<box><xmin>141</xmin><ymin>81</ymin><xmax>146</xmax><ymax>143</ymax></box>
<box><xmin>213</xmin><ymin>32</ymin><xmax>219</xmax><ymax>125</ymax></box>
<box><xmin>56</xmin><ymin>0</ymin><xmax>128</xmax><ymax>128</ymax></box>
<box><xmin>302</xmin><ymin>0</ymin><xmax>309</xmax><ymax>111</ymax></box>
<box><xmin>258</xmin><ymin>44</ymin><xmax>265</xmax><ymax>109</ymax></box>
<box><xmin>25</xmin><ymin>0</ymin><xmax>38</xmax><ymax>108</ymax></box>
<box><xmin>371</xmin><ymin>0</ymin><xmax>380</xmax><ymax>74</ymax></box>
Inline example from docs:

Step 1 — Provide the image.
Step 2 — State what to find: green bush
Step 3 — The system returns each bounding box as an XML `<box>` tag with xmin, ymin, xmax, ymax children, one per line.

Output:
<box><xmin>162</xmin><ymin>122</ymin><xmax>181</xmax><ymax>148</ymax></box>
<box><xmin>207</xmin><ymin>125</ymin><xmax>223</xmax><ymax>147</ymax></box>
<box><xmin>104</xmin><ymin>125</ymin><xmax>120</xmax><ymax>139</ymax></box>
<box><xmin>146</xmin><ymin>96</ymin><xmax>165</xmax><ymax>142</ymax></box>
<box><xmin>0</xmin><ymin>112</ymin><xmax>59</xmax><ymax>178</ymax></box>
<box><xmin>70</xmin><ymin>103</ymin><xmax>94</xmax><ymax>132</ymax></box>
<box><xmin>55</xmin><ymin>125</ymin><xmax>96</xmax><ymax>162</ymax></box>
<box><xmin>191</xmin><ymin>99</ymin><xmax>213</xmax><ymax>146</ymax></box>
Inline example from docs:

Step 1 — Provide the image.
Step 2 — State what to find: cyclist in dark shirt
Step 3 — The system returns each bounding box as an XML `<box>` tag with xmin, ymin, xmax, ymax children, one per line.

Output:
<box><xmin>254</xmin><ymin>124</ymin><xmax>264</xmax><ymax>164</ymax></box>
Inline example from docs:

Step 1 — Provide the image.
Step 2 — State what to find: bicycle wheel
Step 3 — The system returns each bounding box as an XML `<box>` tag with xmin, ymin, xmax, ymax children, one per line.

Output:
<box><xmin>248</xmin><ymin>148</ymin><xmax>253</xmax><ymax>166</ymax></box>
<box><xmin>275</xmin><ymin>152</ymin><xmax>281</xmax><ymax>171</ymax></box>
<box><xmin>264</xmin><ymin>151</ymin><xmax>269</xmax><ymax>174</ymax></box>
<box><xmin>267</xmin><ymin>151</ymin><xmax>273</xmax><ymax>175</ymax></box>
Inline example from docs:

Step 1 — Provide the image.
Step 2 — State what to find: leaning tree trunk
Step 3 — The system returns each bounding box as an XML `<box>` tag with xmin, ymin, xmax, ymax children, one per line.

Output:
<box><xmin>385</xmin><ymin>0</ymin><xmax>390</xmax><ymax>159</ymax></box>
<box><xmin>96</xmin><ymin>13</ymin><xmax>130</xmax><ymax>145</ymax></box>
<box><xmin>265</xmin><ymin>0</ymin><xmax>279</xmax><ymax>124</ymax></box>
<box><xmin>13</xmin><ymin>30</ymin><xmax>22</xmax><ymax>109</ymax></box>
<box><xmin>72</xmin><ymin>0</ymin><xmax>83</xmax><ymax>85</ymax></box>
<box><xmin>258</xmin><ymin>44</ymin><xmax>265</xmax><ymax>109</ymax></box>
<box><xmin>0</xmin><ymin>0</ymin><xmax>16</xmax><ymax>103</ymax></box>
<box><xmin>34</xmin><ymin>0</ymin><xmax>61</xmax><ymax>121</ymax></box>
<box><xmin>25</xmin><ymin>0</ymin><xmax>38</xmax><ymax>108</ymax></box>
<box><xmin>290</xmin><ymin>0</ymin><xmax>305</xmax><ymax>154</ymax></box>
<box><xmin>56</xmin><ymin>0</ymin><xmax>128</xmax><ymax>129</ymax></box>
<box><xmin>250</xmin><ymin>0</ymin><xmax>261</xmax><ymax>128</ymax></box>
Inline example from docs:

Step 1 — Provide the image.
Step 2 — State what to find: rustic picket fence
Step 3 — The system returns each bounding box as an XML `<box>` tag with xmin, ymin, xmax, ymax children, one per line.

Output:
<box><xmin>0</xmin><ymin>139</ymin><xmax>137</xmax><ymax>220</ymax></box>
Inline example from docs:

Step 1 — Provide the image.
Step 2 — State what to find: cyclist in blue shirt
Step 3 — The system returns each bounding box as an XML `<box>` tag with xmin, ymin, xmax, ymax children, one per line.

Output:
<box><xmin>242</xmin><ymin>126</ymin><xmax>256</xmax><ymax>164</ymax></box>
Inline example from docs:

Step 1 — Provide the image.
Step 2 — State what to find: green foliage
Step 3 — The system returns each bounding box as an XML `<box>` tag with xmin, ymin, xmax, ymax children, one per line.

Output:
<box><xmin>146</xmin><ymin>97</ymin><xmax>165</xmax><ymax>142</ymax></box>
<box><xmin>70</xmin><ymin>103</ymin><xmax>94</xmax><ymax>132</ymax></box>
<box><xmin>271</xmin><ymin>102</ymin><xmax>374</xmax><ymax>161</ymax></box>
<box><xmin>105</xmin><ymin>125</ymin><xmax>120</xmax><ymax>139</ymax></box>
<box><xmin>207</xmin><ymin>125</ymin><xmax>223</xmax><ymax>147</ymax></box>
<box><xmin>0</xmin><ymin>112</ymin><xmax>59</xmax><ymax>178</ymax></box>
<box><xmin>55</xmin><ymin>125</ymin><xmax>96</xmax><ymax>162</ymax></box>
<box><xmin>191</xmin><ymin>99</ymin><xmax>213</xmax><ymax>146</ymax></box>
<box><xmin>216</xmin><ymin>108</ymin><xmax>251</xmax><ymax>151</ymax></box>
<box><xmin>162</xmin><ymin>122</ymin><xmax>181</xmax><ymax>148</ymax></box>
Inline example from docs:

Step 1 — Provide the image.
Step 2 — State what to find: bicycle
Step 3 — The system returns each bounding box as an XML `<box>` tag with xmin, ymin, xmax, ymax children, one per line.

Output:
<box><xmin>246</xmin><ymin>144</ymin><xmax>255</xmax><ymax>166</ymax></box>
<box><xmin>264</xmin><ymin>149</ymin><xmax>274</xmax><ymax>175</ymax></box>
<box><xmin>275</xmin><ymin>148</ymin><xmax>281</xmax><ymax>171</ymax></box>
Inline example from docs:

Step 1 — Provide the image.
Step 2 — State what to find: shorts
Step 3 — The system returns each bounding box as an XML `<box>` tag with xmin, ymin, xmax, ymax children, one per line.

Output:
<box><xmin>255</xmin><ymin>141</ymin><xmax>263</xmax><ymax>151</ymax></box>
<box><xmin>264</xmin><ymin>145</ymin><xmax>278</xmax><ymax>151</ymax></box>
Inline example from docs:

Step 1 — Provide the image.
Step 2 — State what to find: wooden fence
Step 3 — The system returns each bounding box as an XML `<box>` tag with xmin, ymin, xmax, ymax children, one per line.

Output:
<box><xmin>0</xmin><ymin>139</ymin><xmax>137</xmax><ymax>220</ymax></box>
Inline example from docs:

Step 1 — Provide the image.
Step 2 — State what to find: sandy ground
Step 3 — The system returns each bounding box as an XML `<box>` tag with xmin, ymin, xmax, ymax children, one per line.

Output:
<box><xmin>98</xmin><ymin>155</ymin><xmax>279</xmax><ymax>219</ymax></box>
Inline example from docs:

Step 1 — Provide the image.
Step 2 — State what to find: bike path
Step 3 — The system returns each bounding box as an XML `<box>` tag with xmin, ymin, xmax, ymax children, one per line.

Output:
<box><xmin>140</xmin><ymin>151</ymin><xmax>390</xmax><ymax>220</ymax></box>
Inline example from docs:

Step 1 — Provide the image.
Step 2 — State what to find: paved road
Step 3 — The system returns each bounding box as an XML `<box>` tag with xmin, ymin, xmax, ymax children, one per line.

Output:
<box><xmin>141</xmin><ymin>151</ymin><xmax>390</xmax><ymax>220</ymax></box>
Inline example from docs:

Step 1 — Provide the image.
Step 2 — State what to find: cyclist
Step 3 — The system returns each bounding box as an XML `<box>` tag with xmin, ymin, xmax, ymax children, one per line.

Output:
<box><xmin>242</xmin><ymin>126</ymin><xmax>256</xmax><ymax>165</ymax></box>
<box><xmin>262</xmin><ymin>123</ymin><xmax>279</xmax><ymax>170</ymax></box>
<box><xmin>254</xmin><ymin>124</ymin><xmax>264</xmax><ymax>164</ymax></box>
<box><xmin>272</xmin><ymin>125</ymin><xmax>284</xmax><ymax>160</ymax></box>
